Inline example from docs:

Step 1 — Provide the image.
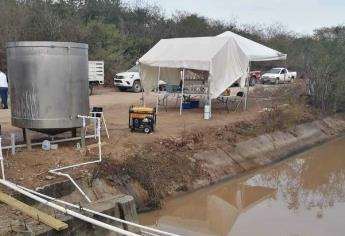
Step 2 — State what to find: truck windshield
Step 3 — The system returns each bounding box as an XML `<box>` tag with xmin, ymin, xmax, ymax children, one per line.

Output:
<box><xmin>127</xmin><ymin>65</ymin><xmax>139</xmax><ymax>72</ymax></box>
<box><xmin>266</xmin><ymin>68</ymin><xmax>281</xmax><ymax>74</ymax></box>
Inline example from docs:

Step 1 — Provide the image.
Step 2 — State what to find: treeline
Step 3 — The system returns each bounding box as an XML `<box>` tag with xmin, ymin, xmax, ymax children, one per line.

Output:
<box><xmin>0</xmin><ymin>0</ymin><xmax>344</xmax><ymax>112</ymax></box>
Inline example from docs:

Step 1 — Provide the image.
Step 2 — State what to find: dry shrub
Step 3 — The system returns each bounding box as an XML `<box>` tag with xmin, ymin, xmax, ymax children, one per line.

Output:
<box><xmin>159</xmin><ymin>130</ymin><xmax>205</xmax><ymax>151</ymax></box>
<box><xmin>253</xmin><ymin>81</ymin><xmax>311</xmax><ymax>132</ymax></box>
<box><xmin>257</xmin><ymin>99</ymin><xmax>307</xmax><ymax>133</ymax></box>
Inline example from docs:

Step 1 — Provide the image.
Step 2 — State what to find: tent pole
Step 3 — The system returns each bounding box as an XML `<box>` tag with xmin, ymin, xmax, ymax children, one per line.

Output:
<box><xmin>139</xmin><ymin>63</ymin><xmax>145</xmax><ymax>107</ymax></box>
<box><xmin>208</xmin><ymin>74</ymin><xmax>211</xmax><ymax>118</ymax></box>
<box><xmin>244</xmin><ymin>62</ymin><xmax>251</xmax><ymax>110</ymax></box>
<box><xmin>179</xmin><ymin>69</ymin><xmax>185</xmax><ymax>116</ymax></box>
<box><xmin>156</xmin><ymin>67</ymin><xmax>161</xmax><ymax>113</ymax></box>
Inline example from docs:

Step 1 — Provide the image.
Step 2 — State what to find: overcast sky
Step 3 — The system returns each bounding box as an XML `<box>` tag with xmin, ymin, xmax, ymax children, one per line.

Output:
<box><xmin>126</xmin><ymin>0</ymin><xmax>345</xmax><ymax>34</ymax></box>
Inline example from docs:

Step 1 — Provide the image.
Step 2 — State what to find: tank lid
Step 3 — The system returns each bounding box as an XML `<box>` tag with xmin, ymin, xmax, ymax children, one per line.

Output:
<box><xmin>6</xmin><ymin>41</ymin><xmax>88</xmax><ymax>49</ymax></box>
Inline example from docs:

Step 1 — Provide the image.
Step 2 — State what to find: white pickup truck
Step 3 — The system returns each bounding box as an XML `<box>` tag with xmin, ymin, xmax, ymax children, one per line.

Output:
<box><xmin>261</xmin><ymin>68</ymin><xmax>297</xmax><ymax>84</ymax></box>
<box><xmin>114</xmin><ymin>65</ymin><xmax>142</xmax><ymax>92</ymax></box>
<box><xmin>114</xmin><ymin>65</ymin><xmax>166</xmax><ymax>93</ymax></box>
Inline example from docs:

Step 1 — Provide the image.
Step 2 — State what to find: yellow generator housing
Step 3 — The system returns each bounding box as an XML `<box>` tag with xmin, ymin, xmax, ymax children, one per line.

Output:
<box><xmin>128</xmin><ymin>106</ymin><xmax>156</xmax><ymax>133</ymax></box>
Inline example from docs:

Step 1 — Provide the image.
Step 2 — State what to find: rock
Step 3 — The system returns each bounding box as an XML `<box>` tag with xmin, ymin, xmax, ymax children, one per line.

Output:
<box><xmin>45</xmin><ymin>175</ymin><xmax>56</xmax><ymax>180</ymax></box>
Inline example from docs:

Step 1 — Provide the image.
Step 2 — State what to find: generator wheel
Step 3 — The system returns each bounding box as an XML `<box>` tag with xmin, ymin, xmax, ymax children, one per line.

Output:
<box><xmin>144</xmin><ymin>126</ymin><xmax>151</xmax><ymax>134</ymax></box>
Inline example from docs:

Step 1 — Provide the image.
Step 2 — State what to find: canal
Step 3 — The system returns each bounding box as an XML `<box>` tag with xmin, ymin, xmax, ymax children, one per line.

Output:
<box><xmin>140</xmin><ymin>136</ymin><xmax>345</xmax><ymax>236</ymax></box>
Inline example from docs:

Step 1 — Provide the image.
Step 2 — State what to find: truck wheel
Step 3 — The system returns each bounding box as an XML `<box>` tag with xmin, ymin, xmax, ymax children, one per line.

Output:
<box><xmin>89</xmin><ymin>85</ymin><xmax>93</xmax><ymax>96</ymax></box>
<box><xmin>132</xmin><ymin>80</ymin><xmax>142</xmax><ymax>93</ymax></box>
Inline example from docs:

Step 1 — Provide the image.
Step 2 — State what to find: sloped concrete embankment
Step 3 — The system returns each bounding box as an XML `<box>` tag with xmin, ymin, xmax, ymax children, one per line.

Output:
<box><xmin>194</xmin><ymin>116</ymin><xmax>345</xmax><ymax>183</ymax></box>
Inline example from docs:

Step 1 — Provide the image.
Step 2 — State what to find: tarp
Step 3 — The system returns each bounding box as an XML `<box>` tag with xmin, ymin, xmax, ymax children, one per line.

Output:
<box><xmin>139</xmin><ymin>31</ymin><xmax>286</xmax><ymax>99</ymax></box>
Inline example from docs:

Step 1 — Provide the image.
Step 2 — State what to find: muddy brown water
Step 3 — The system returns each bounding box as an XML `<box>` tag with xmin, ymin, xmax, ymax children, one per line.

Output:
<box><xmin>139</xmin><ymin>136</ymin><xmax>345</xmax><ymax>236</ymax></box>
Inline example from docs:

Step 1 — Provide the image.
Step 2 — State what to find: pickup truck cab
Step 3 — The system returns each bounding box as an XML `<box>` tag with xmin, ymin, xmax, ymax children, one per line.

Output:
<box><xmin>261</xmin><ymin>68</ymin><xmax>297</xmax><ymax>84</ymax></box>
<box><xmin>114</xmin><ymin>65</ymin><xmax>166</xmax><ymax>92</ymax></box>
<box><xmin>114</xmin><ymin>65</ymin><xmax>142</xmax><ymax>92</ymax></box>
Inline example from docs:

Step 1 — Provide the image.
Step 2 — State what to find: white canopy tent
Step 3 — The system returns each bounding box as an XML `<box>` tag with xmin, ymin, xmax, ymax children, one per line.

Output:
<box><xmin>138</xmin><ymin>31</ymin><xmax>287</xmax><ymax>115</ymax></box>
<box><xmin>216</xmin><ymin>31</ymin><xmax>287</xmax><ymax>87</ymax></box>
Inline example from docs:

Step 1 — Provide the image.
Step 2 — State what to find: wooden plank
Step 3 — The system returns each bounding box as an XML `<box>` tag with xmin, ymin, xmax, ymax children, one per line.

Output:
<box><xmin>0</xmin><ymin>191</ymin><xmax>68</xmax><ymax>231</ymax></box>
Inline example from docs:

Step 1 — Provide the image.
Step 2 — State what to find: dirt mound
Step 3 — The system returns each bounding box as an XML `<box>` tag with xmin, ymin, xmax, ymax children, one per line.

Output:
<box><xmin>93</xmin><ymin>149</ymin><xmax>209</xmax><ymax>209</ymax></box>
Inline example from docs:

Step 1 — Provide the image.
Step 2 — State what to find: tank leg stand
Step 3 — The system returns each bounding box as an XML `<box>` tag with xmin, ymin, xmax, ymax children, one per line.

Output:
<box><xmin>72</xmin><ymin>128</ymin><xmax>77</xmax><ymax>138</ymax></box>
<box><xmin>80</xmin><ymin>127</ymin><xmax>86</xmax><ymax>148</ymax></box>
<box><xmin>22</xmin><ymin>128</ymin><xmax>26</xmax><ymax>143</ymax></box>
<box><xmin>24</xmin><ymin>128</ymin><xmax>32</xmax><ymax>150</ymax></box>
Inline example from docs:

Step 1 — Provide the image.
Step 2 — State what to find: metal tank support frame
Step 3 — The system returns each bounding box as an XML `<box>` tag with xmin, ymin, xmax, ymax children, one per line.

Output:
<box><xmin>22</xmin><ymin>127</ymin><xmax>87</xmax><ymax>150</ymax></box>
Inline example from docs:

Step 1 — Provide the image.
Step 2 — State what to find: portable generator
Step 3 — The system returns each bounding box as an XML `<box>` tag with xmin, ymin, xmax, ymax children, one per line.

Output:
<box><xmin>129</xmin><ymin>106</ymin><xmax>156</xmax><ymax>134</ymax></box>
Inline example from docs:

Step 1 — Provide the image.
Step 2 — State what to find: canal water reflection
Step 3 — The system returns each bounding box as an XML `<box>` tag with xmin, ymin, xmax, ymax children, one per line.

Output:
<box><xmin>140</xmin><ymin>136</ymin><xmax>345</xmax><ymax>236</ymax></box>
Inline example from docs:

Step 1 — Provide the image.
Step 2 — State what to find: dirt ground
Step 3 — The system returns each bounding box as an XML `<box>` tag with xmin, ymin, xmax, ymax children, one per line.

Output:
<box><xmin>0</xmin><ymin>82</ymin><xmax>319</xmax><ymax>209</ymax></box>
<box><xmin>0</xmin><ymin>86</ymin><xmax>259</xmax><ymax>184</ymax></box>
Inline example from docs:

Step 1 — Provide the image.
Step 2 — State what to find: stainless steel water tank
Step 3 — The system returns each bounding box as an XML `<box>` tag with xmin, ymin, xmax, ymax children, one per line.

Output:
<box><xmin>6</xmin><ymin>41</ymin><xmax>90</xmax><ymax>134</ymax></box>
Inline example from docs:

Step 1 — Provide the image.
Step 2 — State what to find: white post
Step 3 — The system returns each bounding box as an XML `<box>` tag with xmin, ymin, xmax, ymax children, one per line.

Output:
<box><xmin>156</xmin><ymin>67</ymin><xmax>161</xmax><ymax>113</ymax></box>
<box><xmin>244</xmin><ymin>62</ymin><xmax>251</xmax><ymax>111</ymax></box>
<box><xmin>11</xmin><ymin>133</ymin><xmax>15</xmax><ymax>155</ymax></box>
<box><xmin>208</xmin><ymin>74</ymin><xmax>212</xmax><ymax>118</ymax></box>
<box><xmin>0</xmin><ymin>137</ymin><xmax>5</xmax><ymax>180</ymax></box>
<box><xmin>179</xmin><ymin>69</ymin><xmax>185</xmax><ymax>116</ymax></box>
<box><xmin>139</xmin><ymin>63</ymin><xmax>145</xmax><ymax>106</ymax></box>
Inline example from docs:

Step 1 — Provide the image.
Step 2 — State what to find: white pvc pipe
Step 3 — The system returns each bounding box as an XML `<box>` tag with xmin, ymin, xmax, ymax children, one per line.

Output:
<box><xmin>49</xmin><ymin>160</ymin><xmax>100</xmax><ymax>173</ymax></box>
<box><xmin>0</xmin><ymin>179</ymin><xmax>140</xmax><ymax>236</ymax></box>
<box><xmin>90</xmin><ymin>111</ymin><xmax>110</xmax><ymax>139</ymax></box>
<box><xmin>1</xmin><ymin>135</ymin><xmax>96</xmax><ymax>150</ymax></box>
<box><xmin>49</xmin><ymin>115</ymin><xmax>102</xmax><ymax>203</ymax></box>
<box><xmin>50</xmin><ymin>171</ymin><xmax>92</xmax><ymax>203</ymax></box>
<box><xmin>17</xmin><ymin>184</ymin><xmax>180</xmax><ymax>236</ymax></box>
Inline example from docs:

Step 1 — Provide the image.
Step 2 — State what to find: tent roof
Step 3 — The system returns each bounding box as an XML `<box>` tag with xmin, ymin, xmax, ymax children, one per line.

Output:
<box><xmin>139</xmin><ymin>31</ymin><xmax>287</xmax><ymax>70</ymax></box>
<box><xmin>139</xmin><ymin>36</ymin><xmax>230</xmax><ymax>71</ymax></box>
<box><xmin>217</xmin><ymin>31</ymin><xmax>287</xmax><ymax>61</ymax></box>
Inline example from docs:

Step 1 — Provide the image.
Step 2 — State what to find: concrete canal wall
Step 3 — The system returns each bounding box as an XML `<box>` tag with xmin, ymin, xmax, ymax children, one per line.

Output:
<box><xmin>193</xmin><ymin>116</ymin><xmax>345</xmax><ymax>184</ymax></box>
